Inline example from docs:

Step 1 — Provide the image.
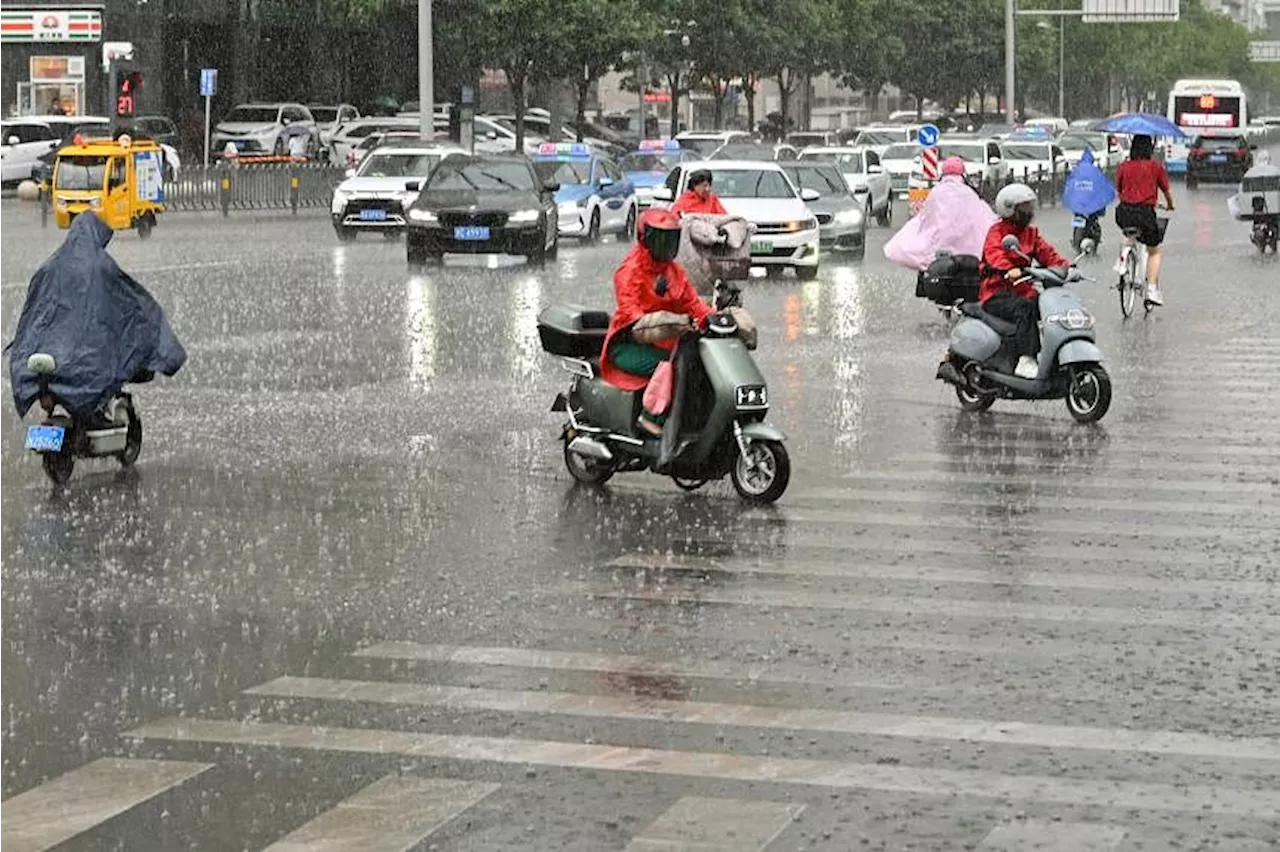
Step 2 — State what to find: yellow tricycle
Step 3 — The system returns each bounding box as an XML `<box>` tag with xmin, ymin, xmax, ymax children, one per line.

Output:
<box><xmin>50</xmin><ymin>135</ymin><xmax>166</xmax><ymax>238</ymax></box>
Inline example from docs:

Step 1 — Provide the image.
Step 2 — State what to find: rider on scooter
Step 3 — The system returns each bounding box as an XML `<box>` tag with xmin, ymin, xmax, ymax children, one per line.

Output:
<box><xmin>982</xmin><ymin>183</ymin><xmax>1070</xmax><ymax>380</ymax></box>
<box><xmin>671</xmin><ymin>169</ymin><xmax>728</xmax><ymax>216</ymax></box>
<box><xmin>601</xmin><ymin>209</ymin><xmax>713</xmax><ymax>435</ymax></box>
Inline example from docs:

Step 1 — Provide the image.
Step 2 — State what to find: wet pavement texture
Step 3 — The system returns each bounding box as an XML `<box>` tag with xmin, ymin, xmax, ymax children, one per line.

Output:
<box><xmin>2</xmin><ymin>155</ymin><xmax>1279</xmax><ymax>851</ymax></box>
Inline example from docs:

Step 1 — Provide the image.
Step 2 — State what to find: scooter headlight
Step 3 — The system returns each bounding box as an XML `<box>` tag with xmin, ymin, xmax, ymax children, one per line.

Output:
<box><xmin>735</xmin><ymin>384</ymin><xmax>768</xmax><ymax>409</ymax></box>
<box><xmin>1046</xmin><ymin>309</ymin><xmax>1094</xmax><ymax>330</ymax></box>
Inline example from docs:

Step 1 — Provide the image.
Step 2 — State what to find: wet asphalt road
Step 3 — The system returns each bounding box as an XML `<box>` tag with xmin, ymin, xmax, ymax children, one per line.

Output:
<box><xmin>1</xmin><ymin>160</ymin><xmax>1278</xmax><ymax>851</ymax></box>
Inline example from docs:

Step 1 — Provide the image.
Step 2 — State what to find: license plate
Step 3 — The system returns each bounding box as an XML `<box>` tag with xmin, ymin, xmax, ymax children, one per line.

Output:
<box><xmin>750</xmin><ymin>240</ymin><xmax>772</xmax><ymax>254</ymax></box>
<box><xmin>359</xmin><ymin>208</ymin><xmax>387</xmax><ymax>221</ymax></box>
<box><xmin>1209</xmin><ymin>154</ymin><xmax>1228</xmax><ymax>163</ymax></box>
<box><xmin>25</xmin><ymin>424</ymin><xmax>65</xmax><ymax>452</ymax></box>
<box><xmin>1072</xmin><ymin>215</ymin><xmax>1087</xmax><ymax>227</ymax></box>
<box><xmin>454</xmin><ymin>225</ymin><xmax>490</xmax><ymax>240</ymax></box>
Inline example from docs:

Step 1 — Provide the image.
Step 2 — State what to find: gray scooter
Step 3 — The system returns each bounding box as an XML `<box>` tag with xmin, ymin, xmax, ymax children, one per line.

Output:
<box><xmin>936</xmin><ymin>236</ymin><xmax>1111</xmax><ymax>423</ymax></box>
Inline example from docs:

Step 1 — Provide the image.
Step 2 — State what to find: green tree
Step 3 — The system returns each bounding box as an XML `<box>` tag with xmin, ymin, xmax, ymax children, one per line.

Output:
<box><xmin>548</xmin><ymin>0</ymin><xmax>656</xmax><ymax>139</ymax></box>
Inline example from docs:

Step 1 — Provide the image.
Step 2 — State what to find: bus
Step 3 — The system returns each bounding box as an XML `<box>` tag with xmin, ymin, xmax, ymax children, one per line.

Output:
<box><xmin>1166</xmin><ymin>79</ymin><xmax>1248</xmax><ymax>173</ymax></box>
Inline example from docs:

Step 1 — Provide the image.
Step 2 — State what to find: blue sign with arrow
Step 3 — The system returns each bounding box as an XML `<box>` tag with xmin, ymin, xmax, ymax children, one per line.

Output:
<box><xmin>917</xmin><ymin>123</ymin><xmax>940</xmax><ymax>147</ymax></box>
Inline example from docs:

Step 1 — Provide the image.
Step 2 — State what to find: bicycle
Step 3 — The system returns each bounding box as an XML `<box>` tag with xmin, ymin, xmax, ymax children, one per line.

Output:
<box><xmin>1114</xmin><ymin>208</ymin><xmax>1169</xmax><ymax>319</ymax></box>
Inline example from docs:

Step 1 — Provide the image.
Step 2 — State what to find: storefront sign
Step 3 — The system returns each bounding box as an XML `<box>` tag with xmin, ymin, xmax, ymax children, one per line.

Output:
<box><xmin>1</xmin><ymin>9</ymin><xmax>103</xmax><ymax>43</ymax></box>
<box><xmin>30</xmin><ymin>55</ymin><xmax>85</xmax><ymax>82</ymax></box>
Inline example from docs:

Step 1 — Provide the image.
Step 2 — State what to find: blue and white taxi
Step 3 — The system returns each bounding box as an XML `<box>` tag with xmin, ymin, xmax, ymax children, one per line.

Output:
<box><xmin>530</xmin><ymin>142</ymin><xmax>637</xmax><ymax>241</ymax></box>
<box><xmin>618</xmin><ymin>139</ymin><xmax>698</xmax><ymax>210</ymax></box>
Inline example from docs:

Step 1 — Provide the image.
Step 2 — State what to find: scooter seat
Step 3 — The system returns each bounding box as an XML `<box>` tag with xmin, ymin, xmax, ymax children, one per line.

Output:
<box><xmin>958</xmin><ymin>301</ymin><xmax>1019</xmax><ymax>336</ymax></box>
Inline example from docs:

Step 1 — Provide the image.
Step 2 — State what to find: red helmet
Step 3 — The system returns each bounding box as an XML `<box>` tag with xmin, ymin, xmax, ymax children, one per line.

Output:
<box><xmin>941</xmin><ymin>156</ymin><xmax>966</xmax><ymax>177</ymax></box>
<box><xmin>637</xmin><ymin>208</ymin><xmax>682</xmax><ymax>262</ymax></box>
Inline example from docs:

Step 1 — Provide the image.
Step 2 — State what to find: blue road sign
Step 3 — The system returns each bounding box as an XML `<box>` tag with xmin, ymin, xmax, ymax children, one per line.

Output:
<box><xmin>200</xmin><ymin>68</ymin><xmax>217</xmax><ymax>97</ymax></box>
<box><xmin>917</xmin><ymin>123</ymin><xmax>940</xmax><ymax>147</ymax></box>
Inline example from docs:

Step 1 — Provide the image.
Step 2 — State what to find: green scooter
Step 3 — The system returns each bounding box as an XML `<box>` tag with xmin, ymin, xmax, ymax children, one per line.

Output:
<box><xmin>537</xmin><ymin>285</ymin><xmax>790</xmax><ymax>503</ymax></box>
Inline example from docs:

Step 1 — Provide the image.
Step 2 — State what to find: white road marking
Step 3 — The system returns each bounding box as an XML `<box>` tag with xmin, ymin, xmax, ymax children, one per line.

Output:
<box><xmin>624</xmin><ymin>796</ymin><xmax>801</xmax><ymax>852</ymax></box>
<box><xmin>0</xmin><ymin>758</ymin><xmax>212</xmax><ymax>852</ymax></box>
<box><xmin>977</xmin><ymin>818</ymin><xmax>1127</xmax><ymax>851</ymax></box>
<box><xmin>124</xmin><ymin>718</ymin><xmax>1280</xmax><ymax>818</ymax></box>
<box><xmin>244</xmin><ymin>676</ymin><xmax>1280</xmax><ymax>762</ymax></box>
<box><xmin>263</xmin><ymin>774</ymin><xmax>497</xmax><ymax>852</ymax></box>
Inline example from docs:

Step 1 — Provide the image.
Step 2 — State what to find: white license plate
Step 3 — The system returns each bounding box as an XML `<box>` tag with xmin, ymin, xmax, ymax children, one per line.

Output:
<box><xmin>454</xmin><ymin>225</ymin><xmax>490</xmax><ymax>240</ymax></box>
<box><xmin>25</xmin><ymin>424</ymin><xmax>65</xmax><ymax>452</ymax></box>
<box><xmin>750</xmin><ymin>240</ymin><xmax>772</xmax><ymax>254</ymax></box>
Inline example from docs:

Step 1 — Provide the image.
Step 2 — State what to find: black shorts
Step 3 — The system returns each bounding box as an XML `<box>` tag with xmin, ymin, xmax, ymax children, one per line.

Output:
<box><xmin>1115</xmin><ymin>203</ymin><xmax>1167</xmax><ymax>247</ymax></box>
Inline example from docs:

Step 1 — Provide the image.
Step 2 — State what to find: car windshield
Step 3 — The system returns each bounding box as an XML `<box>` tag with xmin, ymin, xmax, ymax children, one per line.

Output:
<box><xmin>679</xmin><ymin>138</ymin><xmax>724</xmax><ymax>156</ymax></box>
<box><xmin>310</xmin><ymin>108</ymin><xmax>339</xmax><ymax>123</ymax></box>
<box><xmin>881</xmin><ymin>144</ymin><xmax>919</xmax><ymax>160</ymax></box>
<box><xmin>55</xmin><ymin>155</ymin><xmax>106</xmax><ymax>190</ymax></box>
<box><xmin>800</xmin><ymin>151</ymin><xmax>864</xmax><ymax>171</ymax></box>
<box><xmin>532</xmin><ymin>160</ymin><xmax>592</xmax><ymax>184</ymax></box>
<box><xmin>714</xmin><ymin>145</ymin><xmax>773</xmax><ymax>160</ymax></box>
<box><xmin>1059</xmin><ymin>134</ymin><xmax>1104</xmax><ymax>151</ymax></box>
<box><xmin>224</xmin><ymin>106</ymin><xmax>279</xmax><ymax>124</ymax></box>
<box><xmin>854</xmin><ymin>130</ymin><xmax>902</xmax><ymax>146</ymax></box>
<box><xmin>357</xmin><ymin>152</ymin><xmax>442</xmax><ymax>177</ymax></box>
<box><xmin>783</xmin><ymin>166</ymin><xmax>847</xmax><ymax>196</ymax></box>
<box><xmin>428</xmin><ymin>159</ymin><xmax>534</xmax><ymax>192</ymax></box>
<box><xmin>1002</xmin><ymin>144</ymin><xmax>1051</xmax><ymax>160</ymax></box>
<box><xmin>936</xmin><ymin>143</ymin><xmax>985</xmax><ymax>162</ymax></box>
<box><xmin>619</xmin><ymin>152</ymin><xmax>678</xmax><ymax>172</ymax></box>
<box><xmin>702</xmin><ymin>169</ymin><xmax>795</xmax><ymax>199</ymax></box>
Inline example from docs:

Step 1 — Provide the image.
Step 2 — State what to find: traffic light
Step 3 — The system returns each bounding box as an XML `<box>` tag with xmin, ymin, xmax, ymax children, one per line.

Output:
<box><xmin>117</xmin><ymin>71</ymin><xmax>142</xmax><ymax>117</ymax></box>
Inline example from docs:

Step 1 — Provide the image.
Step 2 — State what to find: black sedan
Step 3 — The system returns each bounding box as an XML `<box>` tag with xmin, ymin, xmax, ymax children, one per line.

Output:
<box><xmin>404</xmin><ymin>154</ymin><xmax>559</xmax><ymax>265</ymax></box>
<box><xmin>1186</xmin><ymin>134</ymin><xmax>1254</xmax><ymax>186</ymax></box>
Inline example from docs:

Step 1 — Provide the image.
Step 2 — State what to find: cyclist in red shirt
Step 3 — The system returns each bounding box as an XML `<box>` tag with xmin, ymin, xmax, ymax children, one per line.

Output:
<box><xmin>1114</xmin><ymin>134</ymin><xmax>1176</xmax><ymax>306</ymax></box>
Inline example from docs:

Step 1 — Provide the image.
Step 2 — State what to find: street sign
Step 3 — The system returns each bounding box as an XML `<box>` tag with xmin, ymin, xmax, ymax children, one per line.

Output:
<box><xmin>200</xmin><ymin>68</ymin><xmax>217</xmax><ymax>97</ymax></box>
<box><xmin>1082</xmin><ymin>0</ymin><xmax>1177</xmax><ymax>23</ymax></box>
<box><xmin>1249</xmin><ymin>41</ymin><xmax>1280</xmax><ymax>63</ymax></box>
<box><xmin>917</xmin><ymin>123</ymin><xmax>940</xmax><ymax>147</ymax></box>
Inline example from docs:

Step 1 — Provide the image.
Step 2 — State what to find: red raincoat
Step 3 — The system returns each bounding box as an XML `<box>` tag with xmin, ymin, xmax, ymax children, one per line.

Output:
<box><xmin>600</xmin><ymin>245</ymin><xmax>713</xmax><ymax>391</ymax></box>
<box><xmin>980</xmin><ymin>219</ymin><xmax>1069</xmax><ymax>303</ymax></box>
<box><xmin>671</xmin><ymin>190</ymin><xmax>728</xmax><ymax>216</ymax></box>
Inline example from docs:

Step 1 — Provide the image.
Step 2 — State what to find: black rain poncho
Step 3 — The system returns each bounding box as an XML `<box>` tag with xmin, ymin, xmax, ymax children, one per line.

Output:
<box><xmin>7</xmin><ymin>213</ymin><xmax>186</xmax><ymax>418</ymax></box>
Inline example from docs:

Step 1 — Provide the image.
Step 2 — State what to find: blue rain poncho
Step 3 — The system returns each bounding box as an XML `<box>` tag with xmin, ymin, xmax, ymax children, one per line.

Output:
<box><xmin>1062</xmin><ymin>149</ymin><xmax>1116</xmax><ymax>216</ymax></box>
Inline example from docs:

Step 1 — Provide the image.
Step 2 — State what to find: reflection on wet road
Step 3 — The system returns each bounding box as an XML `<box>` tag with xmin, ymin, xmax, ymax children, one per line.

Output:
<box><xmin>2</xmin><ymin>168</ymin><xmax>1279</xmax><ymax>851</ymax></box>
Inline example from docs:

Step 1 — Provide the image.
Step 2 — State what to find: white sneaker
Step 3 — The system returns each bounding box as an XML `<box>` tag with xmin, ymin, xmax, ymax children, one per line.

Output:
<box><xmin>1014</xmin><ymin>355</ymin><xmax>1039</xmax><ymax>379</ymax></box>
<box><xmin>1145</xmin><ymin>284</ymin><xmax>1164</xmax><ymax>306</ymax></box>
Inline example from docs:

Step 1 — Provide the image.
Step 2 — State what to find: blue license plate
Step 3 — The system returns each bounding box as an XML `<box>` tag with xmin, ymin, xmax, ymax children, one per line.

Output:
<box><xmin>454</xmin><ymin>225</ymin><xmax>490</xmax><ymax>240</ymax></box>
<box><xmin>1209</xmin><ymin>154</ymin><xmax>1228</xmax><ymax>163</ymax></box>
<box><xmin>1072</xmin><ymin>215</ymin><xmax>1087</xmax><ymax>227</ymax></box>
<box><xmin>25</xmin><ymin>425</ymin><xmax>65</xmax><ymax>452</ymax></box>
<box><xmin>359</xmin><ymin>208</ymin><xmax>387</xmax><ymax>222</ymax></box>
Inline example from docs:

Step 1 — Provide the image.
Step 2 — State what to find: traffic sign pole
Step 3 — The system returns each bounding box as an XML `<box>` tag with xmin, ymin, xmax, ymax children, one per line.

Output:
<box><xmin>200</xmin><ymin>69</ymin><xmax>217</xmax><ymax>168</ymax></box>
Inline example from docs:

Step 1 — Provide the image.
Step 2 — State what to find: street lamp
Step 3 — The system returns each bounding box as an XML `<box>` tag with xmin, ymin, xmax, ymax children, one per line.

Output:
<box><xmin>1037</xmin><ymin>18</ymin><xmax>1064</xmax><ymax>118</ymax></box>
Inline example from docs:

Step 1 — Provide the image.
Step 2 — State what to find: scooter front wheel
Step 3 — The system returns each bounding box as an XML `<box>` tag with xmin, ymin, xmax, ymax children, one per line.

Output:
<box><xmin>731</xmin><ymin>439</ymin><xmax>790</xmax><ymax>504</ymax></box>
<box><xmin>1065</xmin><ymin>364</ymin><xmax>1112</xmax><ymax>423</ymax></box>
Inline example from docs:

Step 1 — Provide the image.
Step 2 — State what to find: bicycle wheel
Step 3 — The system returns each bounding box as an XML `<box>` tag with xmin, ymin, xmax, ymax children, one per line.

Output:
<box><xmin>1119</xmin><ymin>248</ymin><xmax>1139</xmax><ymax>318</ymax></box>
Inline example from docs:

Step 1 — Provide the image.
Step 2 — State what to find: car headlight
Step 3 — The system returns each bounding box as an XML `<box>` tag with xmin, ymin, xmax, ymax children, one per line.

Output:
<box><xmin>834</xmin><ymin>208</ymin><xmax>863</xmax><ymax>226</ymax></box>
<box><xmin>785</xmin><ymin>218</ymin><xmax>818</xmax><ymax>232</ymax></box>
<box><xmin>509</xmin><ymin>209</ymin><xmax>540</xmax><ymax>223</ymax></box>
<box><xmin>1045</xmin><ymin>309</ymin><xmax>1094</xmax><ymax>330</ymax></box>
<box><xmin>559</xmin><ymin>199</ymin><xmax>585</xmax><ymax>212</ymax></box>
<box><xmin>408</xmin><ymin>208</ymin><xmax>438</xmax><ymax>222</ymax></box>
<box><xmin>331</xmin><ymin>190</ymin><xmax>350</xmax><ymax>212</ymax></box>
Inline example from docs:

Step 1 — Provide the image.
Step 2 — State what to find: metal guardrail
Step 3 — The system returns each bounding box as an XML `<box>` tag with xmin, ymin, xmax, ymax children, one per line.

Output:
<box><xmin>164</xmin><ymin>163</ymin><xmax>345</xmax><ymax>214</ymax></box>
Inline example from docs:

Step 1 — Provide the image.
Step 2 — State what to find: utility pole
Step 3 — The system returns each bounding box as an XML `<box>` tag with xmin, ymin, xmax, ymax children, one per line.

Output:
<box><xmin>1057</xmin><ymin>15</ymin><xmax>1065</xmax><ymax>118</ymax></box>
<box><xmin>1005</xmin><ymin>0</ymin><xmax>1016</xmax><ymax>121</ymax></box>
<box><xmin>418</xmin><ymin>0</ymin><xmax>433</xmax><ymax>139</ymax></box>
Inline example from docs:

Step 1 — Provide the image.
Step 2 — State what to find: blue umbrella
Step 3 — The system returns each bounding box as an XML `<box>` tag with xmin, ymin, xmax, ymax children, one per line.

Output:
<box><xmin>1093</xmin><ymin>113</ymin><xmax>1187</xmax><ymax>139</ymax></box>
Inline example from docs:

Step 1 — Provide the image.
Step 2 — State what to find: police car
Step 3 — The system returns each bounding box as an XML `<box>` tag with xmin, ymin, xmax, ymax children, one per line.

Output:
<box><xmin>530</xmin><ymin>142</ymin><xmax>637</xmax><ymax>241</ymax></box>
<box><xmin>618</xmin><ymin>139</ymin><xmax>698</xmax><ymax>209</ymax></box>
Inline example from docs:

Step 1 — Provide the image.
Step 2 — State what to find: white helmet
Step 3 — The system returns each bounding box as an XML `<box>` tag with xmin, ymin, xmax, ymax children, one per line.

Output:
<box><xmin>994</xmin><ymin>183</ymin><xmax>1037</xmax><ymax>219</ymax></box>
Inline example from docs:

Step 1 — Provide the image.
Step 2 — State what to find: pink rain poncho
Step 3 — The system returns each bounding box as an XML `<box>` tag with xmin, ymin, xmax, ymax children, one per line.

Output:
<box><xmin>883</xmin><ymin>175</ymin><xmax>999</xmax><ymax>271</ymax></box>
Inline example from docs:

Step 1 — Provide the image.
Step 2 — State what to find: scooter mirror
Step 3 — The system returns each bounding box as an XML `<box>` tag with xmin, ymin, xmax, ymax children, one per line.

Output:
<box><xmin>1001</xmin><ymin>235</ymin><xmax>1021</xmax><ymax>252</ymax></box>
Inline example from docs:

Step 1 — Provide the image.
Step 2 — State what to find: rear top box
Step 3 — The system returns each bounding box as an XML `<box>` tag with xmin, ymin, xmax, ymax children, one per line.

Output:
<box><xmin>537</xmin><ymin>303</ymin><xmax>610</xmax><ymax>357</ymax></box>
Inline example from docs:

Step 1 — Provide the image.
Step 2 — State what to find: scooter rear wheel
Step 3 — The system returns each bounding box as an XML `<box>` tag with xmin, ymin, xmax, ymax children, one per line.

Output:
<box><xmin>731</xmin><ymin>439</ymin><xmax>790</xmax><ymax>504</ymax></box>
<box><xmin>119</xmin><ymin>405</ymin><xmax>142</xmax><ymax>467</ymax></box>
<box><xmin>955</xmin><ymin>383</ymin><xmax>995</xmax><ymax>412</ymax></box>
<box><xmin>563</xmin><ymin>438</ymin><xmax>614</xmax><ymax>485</ymax></box>
<box><xmin>42</xmin><ymin>451</ymin><xmax>74</xmax><ymax>486</ymax></box>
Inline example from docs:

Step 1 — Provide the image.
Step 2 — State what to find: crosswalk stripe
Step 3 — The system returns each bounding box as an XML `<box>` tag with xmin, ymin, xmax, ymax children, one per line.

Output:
<box><xmin>262</xmin><ymin>775</ymin><xmax>497</xmax><ymax>852</ymax></box>
<box><xmin>124</xmin><ymin>717</ymin><xmax>1280</xmax><ymax>818</ymax></box>
<box><xmin>605</xmin><ymin>554</ymin><xmax>1280</xmax><ymax>599</ymax></box>
<box><xmin>624</xmin><ymin>796</ymin><xmax>801</xmax><ymax>852</ymax></box>
<box><xmin>877</xmin><ymin>451</ymin><xmax>1276</xmax><ymax>476</ymax></box>
<box><xmin>244</xmin><ymin>676</ymin><xmax>1280</xmax><ymax>762</ymax></box>
<box><xmin>0</xmin><ymin>758</ymin><xmax>212</xmax><ymax>852</ymax></box>
<box><xmin>837</xmin><ymin>469</ymin><xmax>1280</xmax><ymax>498</ymax></box>
<box><xmin>577</xmin><ymin>586</ymin><xmax>1280</xmax><ymax>635</ymax></box>
<box><xmin>977</xmin><ymin>819</ymin><xmax>1127</xmax><ymax>851</ymax></box>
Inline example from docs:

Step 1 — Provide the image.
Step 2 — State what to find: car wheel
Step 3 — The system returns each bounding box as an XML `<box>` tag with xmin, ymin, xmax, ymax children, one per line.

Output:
<box><xmin>584</xmin><ymin>209</ymin><xmax>601</xmax><ymax>243</ymax></box>
<box><xmin>795</xmin><ymin>265</ymin><xmax>819</xmax><ymax>281</ymax></box>
<box><xmin>621</xmin><ymin>205</ymin><xmax>636</xmax><ymax>241</ymax></box>
<box><xmin>335</xmin><ymin>225</ymin><xmax>356</xmax><ymax>242</ymax></box>
<box><xmin>875</xmin><ymin>198</ymin><xmax>892</xmax><ymax>227</ymax></box>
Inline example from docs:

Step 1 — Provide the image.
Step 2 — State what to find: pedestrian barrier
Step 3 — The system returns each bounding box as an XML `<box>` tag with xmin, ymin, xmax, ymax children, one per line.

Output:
<box><xmin>163</xmin><ymin>163</ymin><xmax>345</xmax><ymax>214</ymax></box>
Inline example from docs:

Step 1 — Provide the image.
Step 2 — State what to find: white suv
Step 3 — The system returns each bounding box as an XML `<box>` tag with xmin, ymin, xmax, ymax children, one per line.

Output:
<box><xmin>331</xmin><ymin>140</ymin><xmax>466</xmax><ymax>240</ymax></box>
<box><xmin>1</xmin><ymin>120</ymin><xmax>60</xmax><ymax>183</ymax></box>
<box><xmin>212</xmin><ymin>103</ymin><xmax>317</xmax><ymax>156</ymax></box>
<box><xmin>656</xmin><ymin>160</ymin><xmax>821</xmax><ymax>279</ymax></box>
